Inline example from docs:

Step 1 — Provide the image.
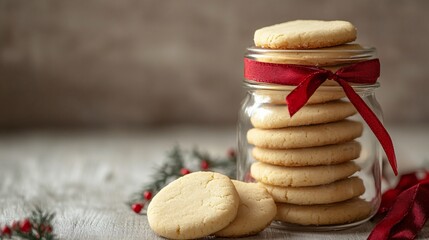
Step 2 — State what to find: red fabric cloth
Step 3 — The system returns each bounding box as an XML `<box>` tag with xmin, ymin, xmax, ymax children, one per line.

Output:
<box><xmin>244</xmin><ymin>58</ymin><xmax>397</xmax><ymax>175</ymax></box>
<box><xmin>369</xmin><ymin>172</ymin><xmax>429</xmax><ymax>240</ymax></box>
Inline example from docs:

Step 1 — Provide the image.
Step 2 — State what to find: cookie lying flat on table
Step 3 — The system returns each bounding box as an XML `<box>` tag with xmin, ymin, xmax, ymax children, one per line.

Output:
<box><xmin>251</xmin><ymin>100</ymin><xmax>356</xmax><ymax>129</ymax></box>
<box><xmin>247</xmin><ymin>120</ymin><xmax>363</xmax><ymax>149</ymax></box>
<box><xmin>259</xmin><ymin>177</ymin><xmax>365</xmax><ymax>205</ymax></box>
<box><xmin>147</xmin><ymin>172</ymin><xmax>239</xmax><ymax>240</ymax></box>
<box><xmin>251</xmin><ymin>161</ymin><xmax>360</xmax><ymax>187</ymax></box>
<box><xmin>254</xmin><ymin>20</ymin><xmax>357</xmax><ymax>49</ymax></box>
<box><xmin>215</xmin><ymin>180</ymin><xmax>276</xmax><ymax>237</ymax></box>
<box><xmin>252</xmin><ymin>141</ymin><xmax>361</xmax><ymax>167</ymax></box>
<box><xmin>275</xmin><ymin>198</ymin><xmax>372</xmax><ymax>225</ymax></box>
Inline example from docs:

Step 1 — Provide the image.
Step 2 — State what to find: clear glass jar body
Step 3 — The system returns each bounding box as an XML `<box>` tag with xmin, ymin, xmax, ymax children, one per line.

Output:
<box><xmin>237</xmin><ymin>46</ymin><xmax>382</xmax><ymax>231</ymax></box>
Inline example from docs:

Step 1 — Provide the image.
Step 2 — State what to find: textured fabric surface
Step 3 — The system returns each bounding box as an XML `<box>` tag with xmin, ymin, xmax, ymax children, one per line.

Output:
<box><xmin>0</xmin><ymin>126</ymin><xmax>428</xmax><ymax>239</ymax></box>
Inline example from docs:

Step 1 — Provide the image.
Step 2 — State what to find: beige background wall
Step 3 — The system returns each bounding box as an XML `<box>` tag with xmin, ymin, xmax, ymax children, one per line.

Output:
<box><xmin>0</xmin><ymin>0</ymin><xmax>428</xmax><ymax>128</ymax></box>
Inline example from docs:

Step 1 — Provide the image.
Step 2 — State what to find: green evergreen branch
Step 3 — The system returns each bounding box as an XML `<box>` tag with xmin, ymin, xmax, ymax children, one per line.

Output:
<box><xmin>0</xmin><ymin>206</ymin><xmax>57</xmax><ymax>240</ymax></box>
<box><xmin>127</xmin><ymin>146</ymin><xmax>236</xmax><ymax>214</ymax></box>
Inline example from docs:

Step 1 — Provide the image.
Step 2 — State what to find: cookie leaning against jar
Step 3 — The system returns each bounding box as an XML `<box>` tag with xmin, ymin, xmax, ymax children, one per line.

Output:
<box><xmin>147</xmin><ymin>171</ymin><xmax>277</xmax><ymax>239</ymax></box>
<box><xmin>241</xmin><ymin>19</ymin><xmax>380</xmax><ymax>228</ymax></box>
<box><xmin>147</xmin><ymin>172</ymin><xmax>240</xmax><ymax>239</ymax></box>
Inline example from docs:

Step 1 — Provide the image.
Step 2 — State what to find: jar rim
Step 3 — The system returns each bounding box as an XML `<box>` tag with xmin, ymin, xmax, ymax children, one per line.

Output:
<box><xmin>245</xmin><ymin>45</ymin><xmax>377</xmax><ymax>63</ymax></box>
<box><xmin>243</xmin><ymin>80</ymin><xmax>380</xmax><ymax>91</ymax></box>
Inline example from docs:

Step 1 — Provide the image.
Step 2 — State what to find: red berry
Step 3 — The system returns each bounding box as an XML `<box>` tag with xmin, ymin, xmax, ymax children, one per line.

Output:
<box><xmin>1</xmin><ymin>225</ymin><xmax>11</xmax><ymax>236</ymax></box>
<box><xmin>20</xmin><ymin>219</ymin><xmax>32</xmax><ymax>233</ymax></box>
<box><xmin>180</xmin><ymin>168</ymin><xmax>191</xmax><ymax>175</ymax></box>
<box><xmin>40</xmin><ymin>224</ymin><xmax>53</xmax><ymax>233</ymax></box>
<box><xmin>227</xmin><ymin>149</ymin><xmax>236</xmax><ymax>158</ymax></box>
<box><xmin>11</xmin><ymin>221</ymin><xmax>19</xmax><ymax>230</ymax></box>
<box><xmin>143</xmin><ymin>191</ymin><xmax>153</xmax><ymax>200</ymax></box>
<box><xmin>132</xmin><ymin>203</ymin><xmax>143</xmax><ymax>213</ymax></box>
<box><xmin>200</xmin><ymin>160</ymin><xmax>209</xmax><ymax>170</ymax></box>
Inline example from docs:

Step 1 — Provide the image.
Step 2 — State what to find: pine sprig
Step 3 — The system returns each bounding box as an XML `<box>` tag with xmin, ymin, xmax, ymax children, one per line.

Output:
<box><xmin>0</xmin><ymin>207</ymin><xmax>57</xmax><ymax>240</ymax></box>
<box><xmin>128</xmin><ymin>146</ymin><xmax>237</xmax><ymax>214</ymax></box>
<box><xmin>191</xmin><ymin>148</ymin><xmax>237</xmax><ymax>177</ymax></box>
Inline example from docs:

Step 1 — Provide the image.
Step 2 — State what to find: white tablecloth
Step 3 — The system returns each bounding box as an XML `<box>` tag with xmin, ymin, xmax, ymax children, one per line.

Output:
<box><xmin>1</xmin><ymin>126</ymin><xmax>428</xmax><ymax>239</ymax></box>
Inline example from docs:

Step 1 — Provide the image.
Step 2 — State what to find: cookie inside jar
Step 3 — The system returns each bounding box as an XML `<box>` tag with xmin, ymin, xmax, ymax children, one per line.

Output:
<box><xmin>237</xmin><ymin>20</ymin><xmax>386</xmax><ymax>231</ymax></box>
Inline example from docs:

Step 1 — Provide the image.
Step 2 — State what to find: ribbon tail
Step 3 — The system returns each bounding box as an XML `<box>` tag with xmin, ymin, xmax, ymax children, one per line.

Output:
<box><xmin>336</xmin><ymin>79</ymin><xmax>398</xmax><ymax>175</ymax></box>
<box><xmin>286</xmin><ymin>72</ymin><xmax>327</xmax><ymax>117</ymax></box>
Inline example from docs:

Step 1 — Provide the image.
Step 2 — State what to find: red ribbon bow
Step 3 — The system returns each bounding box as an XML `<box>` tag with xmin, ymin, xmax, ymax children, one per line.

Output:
<box><xmin>244</xmin><ymin>58</ymin><xmax>397</xmax><ymax>175</ymax></box>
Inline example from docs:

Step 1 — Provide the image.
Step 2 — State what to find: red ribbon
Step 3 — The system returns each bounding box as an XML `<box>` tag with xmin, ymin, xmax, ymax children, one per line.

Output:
<box><xmin>368</xmin><ymin>172</ymin><xmax>429</xmax><ymax>240</ymax></box>
<box><xmin>244</xmin><ymin>58</ymin><xmax>397</xmax><ymax>175</ymax></box>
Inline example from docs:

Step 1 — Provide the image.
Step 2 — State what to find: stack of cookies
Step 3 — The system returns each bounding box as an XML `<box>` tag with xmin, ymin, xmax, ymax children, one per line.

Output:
<box><xmin>247</xmin><ymin>20</ymin><xmax>372</xmax><ymax>226</ymax></box>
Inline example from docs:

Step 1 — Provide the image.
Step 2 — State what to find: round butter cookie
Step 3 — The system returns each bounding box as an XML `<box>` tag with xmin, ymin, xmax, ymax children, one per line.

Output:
<box><xmin>254</xmin><ymin>20</ymin><xmax>357</xmax><ymax>49</ymax></box>
<box><xmin>275</xmin><ymin>198</ymin><xmax>372</xmax><ymax>225</ymax></box>
<box><xmin>247</xmin><ymin>120</ymin><xmax>363</xmax><ymax>149</ymax></box>
<box><xmin>252</xmin><ymin>141</ymin><xmax>361</xmax><ymax>167</ymax></box>
<box><xmin>215</xmin><ymin>180</ymin><xmax>276</xmax><ymax>237</ymax></box>
<box><xmin>147</xmin><ymin>171</ymin><xmax>239</xmax><ymax>239</ymax></box>
<box><xmin>250</xmin><ymin>161</ymin><xmax>360</xmax><ymax>187</ymax></box>
<box><xmin>254</xmin><ymin>89</ymin><xmax>346</xmax><ymax>105</ymax></box>
<box><xmin>251</xmin><ymin>100</ymin><xmax>356</xmax><ymax>129</ymax></box>
<box><xmin>259</xmin><ymin>177</ymin><xmax>365</xmax><ymax>205</ymax></box>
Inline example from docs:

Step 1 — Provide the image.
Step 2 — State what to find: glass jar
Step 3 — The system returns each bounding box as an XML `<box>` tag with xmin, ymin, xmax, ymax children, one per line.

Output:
<box><xmin>237</xmin><ymin>45</ymin><xmax>383</xmax><ymax>231</ymax></box>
